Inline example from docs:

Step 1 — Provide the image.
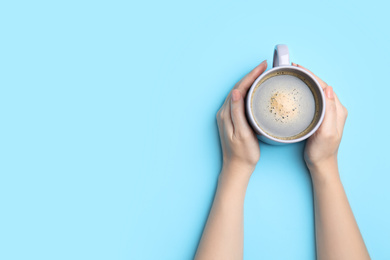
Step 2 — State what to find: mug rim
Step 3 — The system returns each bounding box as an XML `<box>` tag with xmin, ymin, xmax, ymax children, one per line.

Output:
<box><xmin>246</xmin><ymin>65</ymin><xmax>326</xmax><ymax>144</ymax></box>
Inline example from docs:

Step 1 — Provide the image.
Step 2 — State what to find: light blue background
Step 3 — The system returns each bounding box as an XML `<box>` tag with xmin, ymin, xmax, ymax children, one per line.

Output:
<box><xmin>1</xmin><ymin>0</ymin><xmax>389</xmax><ymax>259</ymax></box>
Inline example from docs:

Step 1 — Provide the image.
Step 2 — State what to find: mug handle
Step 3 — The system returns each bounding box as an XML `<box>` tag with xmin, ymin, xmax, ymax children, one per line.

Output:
<box><xmin>273</xmin><ymin>44</ymin><xmax>290</xmax><ymax>67</ymax></box>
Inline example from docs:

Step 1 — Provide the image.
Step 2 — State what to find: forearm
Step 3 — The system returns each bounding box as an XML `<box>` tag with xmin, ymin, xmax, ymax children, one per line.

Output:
<box><xmin>195</xmin><ymin>165</ymin><xmax>251</xmax><ymax>260</ymax></box>
<box><xmin>310</xmin><ymin>160</ymin><xmax>370</xmax><ymax>260</ymax></box>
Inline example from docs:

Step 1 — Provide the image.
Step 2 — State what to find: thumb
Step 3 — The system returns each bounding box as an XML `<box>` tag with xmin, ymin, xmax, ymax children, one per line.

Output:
<box><xmin>231</xmin><ymin>89</ymin><xmax>252</xmax><ymax>137</ymax></box>
<box><xmin>319</xmin><ymin>86</ymin><xmax>337</xmax><ymax>134</ymax></box>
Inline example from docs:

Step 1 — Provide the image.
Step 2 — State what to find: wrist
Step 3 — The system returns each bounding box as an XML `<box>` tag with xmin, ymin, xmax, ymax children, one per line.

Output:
<box><xmin>307</xmin><ymin>157</ymin><xmax>341</xmax><ymax>187</ymax></box>
<box><xmin>217</xmin><ymin>165</ymin><xmax>251</xmax><ymax>202</ymax></box>
<box><xmin>222</xmin><ymin>160</ymin><xmax>254</xmax><ymax>176</ymax></box>
<box><xmin>305</xmin><ymin>155</ymin><xmax>337</xmax><ymax>172</ymax></box>
<box><xmin>214</xmin><ymin>166</ymin><xmax>250</xmax><ymax>210</ymax></box>
<box><xmin>218</xmin><ymin>161</ymin><xmax>253</xmax><ymax>186</ymax></box>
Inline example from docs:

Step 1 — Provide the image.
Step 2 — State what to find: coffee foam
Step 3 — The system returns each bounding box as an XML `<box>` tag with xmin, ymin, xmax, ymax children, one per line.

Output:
<box><xmin>251</xmin><ymin>75</ymin><xmax>315</xmax><ymax>138</ymax></box>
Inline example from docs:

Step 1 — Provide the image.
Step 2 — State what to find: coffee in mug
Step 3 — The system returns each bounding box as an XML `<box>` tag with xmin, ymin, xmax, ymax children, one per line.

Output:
<box><xmin>246</xmin><ymin>44</ymin><xmax>326</xmax><ymax>145</ymax></box>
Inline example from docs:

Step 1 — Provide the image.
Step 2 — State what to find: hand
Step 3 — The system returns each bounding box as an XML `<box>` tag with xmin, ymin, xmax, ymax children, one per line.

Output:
<box><xmin>291</xmin><ymin>63</ymin><xmax>348</xmax><ymax>174</ymax></box>
<box><xmin>216</xmin><ymin>60</ymin><xmax>268</xmax><ymax>176</ymax></box>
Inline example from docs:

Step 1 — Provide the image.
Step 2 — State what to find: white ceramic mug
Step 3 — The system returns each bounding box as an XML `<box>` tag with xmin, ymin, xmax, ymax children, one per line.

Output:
<box><xmin>245</xmin><ymin>44</ymin><xmax>326</xmax><ymax>145</ymax></box>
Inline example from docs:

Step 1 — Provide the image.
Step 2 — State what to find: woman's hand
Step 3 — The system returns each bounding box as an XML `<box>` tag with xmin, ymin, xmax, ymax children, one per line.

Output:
<box><xmin>216</xmin><ymin>60</ymin><xmax>268</xmax><ymax>176</ymax></box>
<box><xmin>291</xmin><ymin>63</ymin><xmax>370</xmax><ymax>260</ymax></box>
<box><xmin>291</xmin><ymin>63</ymin><xmax>348</xmax><ymax>178</ymax></box>
<box><xmin>195</xmin><ymin>60</ymin><xmax>268</xmax><ymax>260</ymax></box>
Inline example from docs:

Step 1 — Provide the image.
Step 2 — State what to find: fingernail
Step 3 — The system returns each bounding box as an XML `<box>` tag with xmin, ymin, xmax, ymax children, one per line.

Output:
<box><xmin>291</xmin><ymin>62</ymin><xmax>297</xmax><ymax>66</ymax></box>
<box><xmin>326</xmin><ymin>86</ymin><xmax>334</xmax><ymax>99</ymax></box>
<box><xmin>260</xmin><ymin>59</ymin><xmax>267</xmax><ymax>66</ymax></box>
<box><xmin>232</xmin><ymin>89</ymin><xmax>241</xmax><ymax>101</ymax></box>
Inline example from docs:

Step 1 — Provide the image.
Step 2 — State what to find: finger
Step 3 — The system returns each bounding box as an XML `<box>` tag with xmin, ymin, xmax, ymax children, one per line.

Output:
<box><xmin>219</xmin><ymin>95</ymin><xmax>233</xmax><ymax>136</ymax></box>
<box><xmin>333</xmin><ymin>91</ymin><xmax>344</xmax><ymax>114</ymax></box>
<box><xmin>219</xmin><ymin>86</ymin><xmax>235</xmax><ymax>116</ymax></box>
<box><xmin>318</xmin><ymin>86</ymin><xmax>337</xmax><ymax>135</ymax></box>
<box><xmin>291</xmin><ymin>62</ymin><xmax>328</xmax><ymax>90</ymax></box>
<box><xmin>230</xmin><ymin>89</ymin><xmax>252</xmax><ymax>137</ymax></box>
<box><xmin>235</xmin><ymin>60</ymin><xmax>268</xmax><ymax>96</ymax></box>
<box><xmin>220</xmin><ymin>60</ymin><xmax>268</xmax><ymax>113</ymax></box>
<box><xmin>333</xmin><ymin>91</ymin><xmax>348</xmax><ymax>129</ymax></box>
<box><xmin>221</xmin><ymin>92</ymin><xmax>232</xmax><ymax>111</ymax></box>
<box><xmin>217</xmin><ymin>112</ymin><xmax>233</xmax><ymax>143</ymax></box>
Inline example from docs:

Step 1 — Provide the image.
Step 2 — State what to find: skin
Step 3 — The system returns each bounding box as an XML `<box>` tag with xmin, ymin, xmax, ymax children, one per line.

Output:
<box><xmin>291</xmin><ymin>63</ymin><xmax>370</xmax><ymax>260</ymax></box>
<box><xmin>194</xmin><ymin>61</ymin><xmax>370</xmax><ymax>260</ymax></box>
